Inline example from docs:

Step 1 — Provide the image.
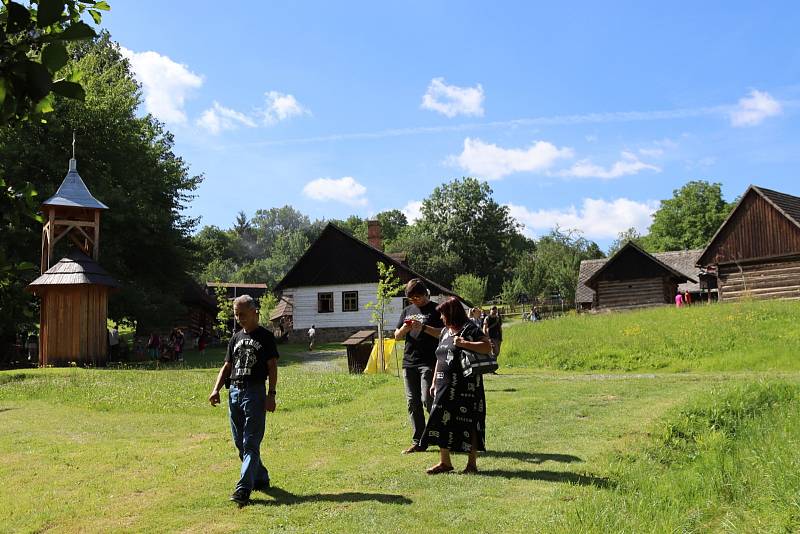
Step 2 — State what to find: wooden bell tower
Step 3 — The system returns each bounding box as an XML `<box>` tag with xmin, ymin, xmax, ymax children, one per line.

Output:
<box><xmin>40</xmin><ymin>134</ymin><xmax>108</xmax><ymax>273</ymax></box>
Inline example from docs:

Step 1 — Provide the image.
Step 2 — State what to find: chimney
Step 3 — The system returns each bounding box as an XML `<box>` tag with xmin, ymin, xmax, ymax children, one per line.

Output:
<box><xmin>367</xmin><ymin>220</ymin><xmax>382</xmax><ymax>250</ymax></box>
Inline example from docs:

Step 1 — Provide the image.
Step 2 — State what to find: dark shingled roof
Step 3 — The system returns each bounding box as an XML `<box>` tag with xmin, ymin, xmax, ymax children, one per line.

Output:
<box><xmin>26</xmin><ymin>250</ymin><xmax>118</xmax><ymax>290</ymax></box>
<box><xmin>755</xmin><ymin>186</ymin><xmax>800</xmax><ymax>229</ymax></box>
<box><xmin>41</xmin><ymin>159</ymin><xmax>108</xmax><ymax>210</ymax></box>
<box><xmin>270</xmin><ymin>295</ymin><xmax>293</xmax><ymax>321</ymax></box>
<box><xmin>577</xmin><ymin>248</ymin><xmax>703</xmax><ymax>305</ymax></box>
<box><xmin>274</xmin><ymin>223</ymin><xmax>463</xmax><ymax>302</ymax></box>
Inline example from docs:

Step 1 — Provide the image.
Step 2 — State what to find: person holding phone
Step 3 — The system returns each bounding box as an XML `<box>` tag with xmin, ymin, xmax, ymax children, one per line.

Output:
<box><xmin>394</xmin><ymin>279</ymin><xmax>443</xmax><ymax>454</ymax></box>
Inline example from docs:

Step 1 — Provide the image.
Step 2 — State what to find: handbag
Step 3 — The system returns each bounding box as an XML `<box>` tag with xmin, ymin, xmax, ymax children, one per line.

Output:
<box><xmin>457</xmin><ymin>324</ymin><xmax>498</xmax><ymax>377</ymax></box>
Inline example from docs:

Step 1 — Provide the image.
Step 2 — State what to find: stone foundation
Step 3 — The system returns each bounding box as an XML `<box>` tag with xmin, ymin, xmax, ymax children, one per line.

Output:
<box><xmin>286</xmin><ymin>326</ymin><xmax>391</xmax><ymax>345</ymax></box>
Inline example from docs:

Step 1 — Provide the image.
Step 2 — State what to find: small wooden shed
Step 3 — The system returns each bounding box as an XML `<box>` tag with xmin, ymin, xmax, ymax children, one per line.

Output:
<box><xmin>697</xmin><ymin>185</ymin><xmax>800</xmax><ymax>301</ymax></box>
<box><xmin>26</xmin><ymin>251</ymin><xmax>118</xmax><ymax>366</ymax></box>
<box><xmin>583</xmin><ymin>242</ymin><xmax>695</xmax><ymax>311</ymax></box>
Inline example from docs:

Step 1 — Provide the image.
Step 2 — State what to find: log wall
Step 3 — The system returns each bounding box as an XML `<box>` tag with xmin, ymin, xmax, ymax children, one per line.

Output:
<box><xmin>596</xmin><ymin>277</ymin><xmax>669</xmax><ymax>310</ymax></box>
<box><xmin>718</xmin><ymin>257</ymin><xmax>800</xmax><ymax>302</ymax></box>
<box><xmin>39</xmin><ymin>285</ymin><xmax>109</xmax><ymax>366</ymax></box>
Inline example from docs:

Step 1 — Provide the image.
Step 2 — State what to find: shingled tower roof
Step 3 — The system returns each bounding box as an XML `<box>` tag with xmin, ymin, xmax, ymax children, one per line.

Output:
<box><xmin>41</xmin><ymin>158</ymin><xmax>108</xmax><ymax>210</ymax></box>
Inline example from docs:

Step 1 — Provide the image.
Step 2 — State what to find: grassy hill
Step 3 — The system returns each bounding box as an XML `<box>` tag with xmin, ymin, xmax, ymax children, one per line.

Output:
<box><xmin>1</xmin><ymin>299</ymin><xmax>799</xmax><ymax>532</ymax></box>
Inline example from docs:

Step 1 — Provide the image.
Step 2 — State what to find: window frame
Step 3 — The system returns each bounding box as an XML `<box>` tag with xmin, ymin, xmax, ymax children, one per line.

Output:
<box><xmin>342</xmin><ymin>290</ymin><xmax>359</xmax><ymax>312</ymax></box>
<box><xmin>317</xmin><ymin>292</ymin><xmax>334</xmax><ymax>313</ymax></box>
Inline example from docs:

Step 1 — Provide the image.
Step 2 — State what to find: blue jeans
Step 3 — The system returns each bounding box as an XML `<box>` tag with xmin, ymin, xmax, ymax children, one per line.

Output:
<box><xmin>228</xmin><ymin>382</ymin><xmax>270</xmax><ymax>492</ymax></box>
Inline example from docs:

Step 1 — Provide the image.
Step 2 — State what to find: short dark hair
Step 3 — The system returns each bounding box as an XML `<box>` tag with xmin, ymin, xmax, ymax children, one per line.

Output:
<box><xmin>436</xmin><ymin>297</ymin><xmax>467</xmax><ymax>328</ymax></box>
<box><xmin>405</xmin><ymin>278</ymin><xmax>428</xmax><ymax>298</ymax></box>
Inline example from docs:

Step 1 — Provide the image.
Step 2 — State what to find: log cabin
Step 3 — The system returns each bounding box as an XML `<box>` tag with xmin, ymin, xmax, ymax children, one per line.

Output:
<box><xmin>697</xmin><ymin>185</ymin><xmax>800</xmax><ymax>301</ymax></box>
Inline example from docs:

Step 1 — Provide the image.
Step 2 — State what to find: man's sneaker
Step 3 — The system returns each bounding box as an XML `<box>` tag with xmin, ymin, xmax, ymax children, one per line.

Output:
<box><xmin>229</xmin><ymin>488</ymin><xmax>250</xmax><ymax>506</ymax></box>
<box><xmin>253</xmin><ymin>479</ymin><xmax>271</xmax><ymax>492</ymax></box>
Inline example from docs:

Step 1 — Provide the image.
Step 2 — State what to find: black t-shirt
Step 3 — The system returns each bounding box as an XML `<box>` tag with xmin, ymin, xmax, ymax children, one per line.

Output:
<box><xmin>485</xmin><ymin>314</ymin><xmax>502</xmax><ymax>340</ymax></box>
<box><xmin>224</xmin><ymin>326</ymin><xmax>280</xmax><ymax>383</ymax></box>
<box><xmin>396</xmin><ymin>301</ymin><xmax>444</xmax><ymax>368</ymax></box>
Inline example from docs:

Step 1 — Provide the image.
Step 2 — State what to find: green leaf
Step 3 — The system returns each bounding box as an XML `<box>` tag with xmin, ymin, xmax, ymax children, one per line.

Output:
<box><xmin>51</xmin><ymin>80</ymin><xmax>85</xmax><ymax>100</ymax></box>
<box><xmin>15</xmin><ymin>262</ymin><xmax>36</xmax><ymax>271</ymax></box>
<box><xmin>93</xmin><ymin>1</ymin><xmax>111</xmax><ymax>11</ymax></box>
<box><xmin>34</xmin><ymin>93</ymin><xmax>54</xmax><ymax>114</ymax></box>
<box><xmin>6</xmin><ymin>2</ymin><xmax>31</xmax><ymax>33</ymax></box>
<box><xmin>41</xmin><ymin>43</ymin><xmax>70</xmax><ymax>73</ymax></box>
<box><xmin>36</xmin><ymin>0</ymin><xmax>66</xmax><ymax>27</ymax></box>
<box><xmin>0</xmin><ymin>78</ymin><xmax>7</xmax><ymax>106</ymax></box>
<box><xmin>59</xmin><ymin>20</ymin><xmax>96</xmax><ymax>40</ymax></box>
<box><xmin>24</xmin><ymin>61</ymin><xmax>53</xmax><ymax>101</ymax></box>
<box><xmin>88</xmin><ymin>9</ymin><xmax>101</xmax><ymax>24</ymax></box>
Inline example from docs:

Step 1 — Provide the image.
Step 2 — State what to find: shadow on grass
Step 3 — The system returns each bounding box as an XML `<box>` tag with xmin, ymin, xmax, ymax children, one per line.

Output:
<box><xmin>478</xmin><ymin>469</ymin><xmax>613</xmax><ymax>488</ymax></box>
<box><xmin>482</xmin><ymin>451</ymin><xmax>583</xmax><ymax>464</ymax></box>
<box><xmin>0</xmin><ymin>407</ymin><xmax>15</xmax><ymax>413</ymax></box>
<box><xmin>485</xmin><ymin>387</ymin><xmax>518</xmax><ymax>392</ymax></box>
<box><xmin>251</xmin><ymin>486</ymin><xmax>412</xmax><ymax>506</ymax></box>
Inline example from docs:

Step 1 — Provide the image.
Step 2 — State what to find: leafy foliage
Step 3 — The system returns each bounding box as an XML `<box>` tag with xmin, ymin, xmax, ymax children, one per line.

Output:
<box><xmin>0</xmin><ymin>35</ymin><xmax>201</xmax><ymax>332</ymax></box>
<box><xmin>452</xmin><ymin>273</ymin><xmax>487</xmax><ymax>306</ymax></box>
<box><xmin>258</xmin><ymin>292</ymin><xmax>278</xmax><ymax>326</ymax></box>
<box><xmin>644</xmin><ymin>181</ymin><xmax>732</xmax><ymax>251</ymax></box>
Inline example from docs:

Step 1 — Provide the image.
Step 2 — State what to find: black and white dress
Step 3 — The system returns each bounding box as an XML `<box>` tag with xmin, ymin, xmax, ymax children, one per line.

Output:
<box><xmin>420</xmin><ymin>322</ymin><xmax>486</xmax><ymax>453</ymax></box>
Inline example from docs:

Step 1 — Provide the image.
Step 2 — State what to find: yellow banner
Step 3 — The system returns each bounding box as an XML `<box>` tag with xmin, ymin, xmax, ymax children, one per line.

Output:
<box><xmin>364</xmin><ymin>339</ymin><xmax>400</xmax><ymax>374</ymax></box>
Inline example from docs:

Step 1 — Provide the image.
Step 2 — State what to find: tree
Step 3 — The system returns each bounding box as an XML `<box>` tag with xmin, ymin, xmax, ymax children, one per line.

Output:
<box><xmin>387</xmin><ymin>225</ymin><xmax>464</xmax><ymax>288</ymax></box>
<box><xmin>607</xmin><ymin>227</ymin><xmax>643</xmax><ymax>256</ymax></box>
<box><xmin>258</xmin><ymin>292</ymin><xmax>277</xmax><ymax>326</ymax></box>
<box><xmin>373</xmin><ymin>209</ymin><xmax>408</xmax><ymax>248</ymax></box>
<box><xmin>412</xmin><ymin>177</ymin><xmax>521</xmax><ymax>293</ymax></box>
<box><xmin>366</xmin><ymin>262</ymin><xmax>404</xmax><ymax>373</ymax></box>
<box><xmin>645</xmin><ymin>181</ymin><xmax>732</xmax><ymax>252</ymax></box>
<box><xmin>514</xmin><ymin>228</ymin><xmax>604</xmax><ymax>302</ymax></box>
<box><xmin>213</xmin><ymin>283</ymin><xmax>233</xmax><ymax>340</ymax></box>
<box><xmin>452</xmin><ymin>274</ymin><xmax>487</xmax><ymax>306</ymax></box>
<box><xmin>1</xmin><ymin>0</ymin><xmax>108</xmax><ymax>354</ymax></box>
<box><xmin>251</xmin><ymin>205</ymin><xmax>313</xmax><ymax>259</ymax></box>
<box><xmin>0</xmin><ymin>35</ymin><xmax>201</xmax><ymax>331</ymax></box>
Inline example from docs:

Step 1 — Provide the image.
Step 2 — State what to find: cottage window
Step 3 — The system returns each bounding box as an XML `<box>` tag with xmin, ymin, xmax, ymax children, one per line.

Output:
<box><xmin>318</xmin><ymin>292</ymin><xmax>334</xmax><ymax>313</ymax></box>
<box><xmin>342</xmin><ymin>291</ymin><xmax>359</xmax><ymax>312</ymax></box>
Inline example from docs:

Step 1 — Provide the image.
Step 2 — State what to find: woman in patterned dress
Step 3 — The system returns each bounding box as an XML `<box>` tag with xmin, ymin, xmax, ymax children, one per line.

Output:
<box><xmin>420</xmin><ymin>297</ymin><xmax>493</xmax><ymax>474</ymax></box>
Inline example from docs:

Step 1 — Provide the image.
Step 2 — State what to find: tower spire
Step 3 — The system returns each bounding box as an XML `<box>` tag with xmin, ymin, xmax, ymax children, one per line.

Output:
<box><xmin>69</xmin><ymin>131</ymin><xmax>77</xmax><ymax>171</ymax></box>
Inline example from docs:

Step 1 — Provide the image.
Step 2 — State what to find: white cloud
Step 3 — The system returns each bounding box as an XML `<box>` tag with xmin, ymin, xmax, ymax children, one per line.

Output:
<box><xmin>729</xmin><ymin>89</ymin><xmax>782</xmax><ymax>127</ymax></box>
<box><xmin>421</xmin><ymin>77</ymin><xmax>485</xmax><ymax>118</ymax></box>
<box><xmin>120</xmin><ymin>47</ymin><xmax>203</xmax><ymax>124</ymax></box>
<box><xmin>638</xmin><ymin>147</ymin><xmax>664</xmax><ymax>157</ymax></box>
<box><xmin>196</xmin><ymin>101</ymin><xmax>257</xmax><ymax>134</ymax></box>
<box><xmin>303</xmin><ymin>177</ymin><xmax>367</xmax><ymax>206</ymax></box>
<box><xmin>560</xmin><ymin>151</ymin><xmax>660</xmax><ymax>180</ymax></box>
<box><xmin>402</xmin><ymin>200</ymin><xmax>423</xmax><ymax>223</ymax></box>
<box><xmin>507</xmin><ymin>198</ymin><xmax>658</xmax><ymax>239</ymax></box>
<box><xmin>449</xmin><ymin>137</ymin><xmax>574</xmax><ymax>180</ymax></box>
<box><xmin>262</xmin><ymin>91</ymin><xmax>311</xmax><ymax>124</ymax></box>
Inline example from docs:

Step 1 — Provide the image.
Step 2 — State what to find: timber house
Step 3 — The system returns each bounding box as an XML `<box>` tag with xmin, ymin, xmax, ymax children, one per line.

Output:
<box><xmin>274</xmin><ymin>222</ymin><xmax>461</xmax><ymax>343</ymax></box>
<box><xmin>697</xmin><ymin>185</ymin><xmax>800</xmax><ymax>301</ymax></box>
<box><xmin>577</xmin><ymin>242</ymin><xmax>701</xmax><ymax>311</ymax></box>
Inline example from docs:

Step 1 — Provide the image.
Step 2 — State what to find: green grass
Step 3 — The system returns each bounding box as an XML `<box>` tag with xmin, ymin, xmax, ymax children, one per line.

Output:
<box><xmin>502</xmin><ymin>299</ymin><xmax>800</xmax><ymax>372</ymax></box>
<box><xmin>2</xmin><ymin>299</ymin><xmax>799</xmax><ymax>532</ymax></box>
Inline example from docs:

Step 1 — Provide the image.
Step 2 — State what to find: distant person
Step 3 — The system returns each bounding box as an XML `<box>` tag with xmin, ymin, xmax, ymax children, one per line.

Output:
<box><xmin>198</xmin><ymin>328</ymin><xmax>208</xmax><ymax>357</ymax></box>
<box><xmin>531</xmin><ymin>306</ymin><xmax>541</xmax><ymax>322</ymax></box>
<box><xmin>675</xmin><ymin>291</ymin><xmax>684</xmax><ymax>308</ymax></box>
<box><xmin>169</xmin><ymin>328</ymin><xmax>185</xmax><ymax>361</ymax></box>
<box><xmin>26</xmin><ymin>333</ymin><xmax>38</xmax><ymax>363</ymax></box>
<box><xmin>684</xmin><ymin>290</ymin><xmax>692</xmax><ymax>306</ymax></box>
<box><xmin>208</xmin><ymin>294</ymin><xmax>280</xmax><ymax>507</ymax></box>
<box><xmin>307</xmin><ymin>325</ymin><xmax>316</xmax><ymax>351</ymax></box>
<box><xmin>420</xmin><ymin>297</ymin><xmax>493</xmax><ymax>474</ymax></box>
<box><xmin>108</xmin><ymin>324</ymin><xmax>120</xmax><ymax>359</ymax></box>
<box><xmin>483</xmin><ymin>306</ymin><xmax>503</xmax><ymax>357</ymax></box>
<box><xmin>469</xmin><ymin>307</ymin><xmax>483</xmax><ymax>329</ymax></box>
<box><xmin>394</xmin><ymin>278</ymin><xmax>444</xmax><ymax>454</ymax></box>
<box><xmin>147</xmin><ymin>332</ymin><xmax>160</xmax><ymax>360</ymax></box>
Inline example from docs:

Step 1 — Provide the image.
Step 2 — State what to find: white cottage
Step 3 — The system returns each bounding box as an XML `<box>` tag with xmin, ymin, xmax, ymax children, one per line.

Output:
<box><xmin>274</xmin><ymin>222</ymin><xmax>462</xmax><ymax>343</ymax></box>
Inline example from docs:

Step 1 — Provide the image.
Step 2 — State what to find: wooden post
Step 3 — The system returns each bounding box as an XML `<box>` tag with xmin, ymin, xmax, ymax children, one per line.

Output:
<box><xmin>93</xmin><ymin>209</ymin><xmax>100</xmax><ymax>260</ymax></box>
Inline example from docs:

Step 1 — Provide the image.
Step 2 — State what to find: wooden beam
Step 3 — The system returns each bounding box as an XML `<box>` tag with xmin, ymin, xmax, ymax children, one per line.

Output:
<box><xmin>53</xmin><ymin>219</ymin><xmax>96</xmax><ymax>228</ymax></box>
<box><xmin>93</xmin><ymin>210</ymin><xmax>100</xmax><ymax>260</ymax></box>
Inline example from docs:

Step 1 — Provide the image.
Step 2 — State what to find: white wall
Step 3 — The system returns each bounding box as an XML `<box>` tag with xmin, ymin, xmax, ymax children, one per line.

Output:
<box><xmin>284</xmin><ymin>284</ymin><xmax>445</xmax><ymax>330</ymax></box>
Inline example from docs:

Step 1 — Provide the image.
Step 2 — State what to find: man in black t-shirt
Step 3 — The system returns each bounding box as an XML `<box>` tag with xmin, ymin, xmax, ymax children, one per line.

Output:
<box><xmin>209</xmin><ymin>295</ymin><xmax>280</xmax><ymax>507</ymax></box>
<box><xmin>483</xmin><ymin>305</ymin><xmax>503</xmax><ymax>356</ymax></box>
<box><xmin>394</xmin><ymin>279</ymin><xmax>444</xmax><ymax>454</ymax></box>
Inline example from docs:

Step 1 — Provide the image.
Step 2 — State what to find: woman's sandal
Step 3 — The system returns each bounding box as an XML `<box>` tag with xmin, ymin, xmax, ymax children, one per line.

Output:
<box><xmin>426</xmin><ymin>463</ymin><xmax>454</xmax><ymax>475</ymax></box>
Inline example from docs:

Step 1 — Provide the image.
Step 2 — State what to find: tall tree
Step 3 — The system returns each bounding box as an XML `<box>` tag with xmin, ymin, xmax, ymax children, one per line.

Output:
<box><xmin>608</xmin><ymin>227</ymin><xmax>643</xmax><ymax>256</ymax></box>
<box><xmin>0</xmin><ymin>34</ymin><xmax>201</xmax><ymax>330</ymax></box>
<box><xmin>412</xmin><ymin>177</ymin><xmax>521</xmax><ymax>293</ymax></box>
<box><xmin>645</xmin><ymin>181</ymin><xmax>732</xmax><ymax>252</ymax></box>
<box><xmin>1</xmin><ymin>0</ymin><xmax>108</xmax><ymax>354</ymax></box>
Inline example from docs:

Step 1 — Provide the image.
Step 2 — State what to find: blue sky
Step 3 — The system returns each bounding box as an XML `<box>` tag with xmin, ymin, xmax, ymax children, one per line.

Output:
<box><xmin>104</xmin><ymin>1</ymin><xmax>800</xmax><ymax>248</ymax></box>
